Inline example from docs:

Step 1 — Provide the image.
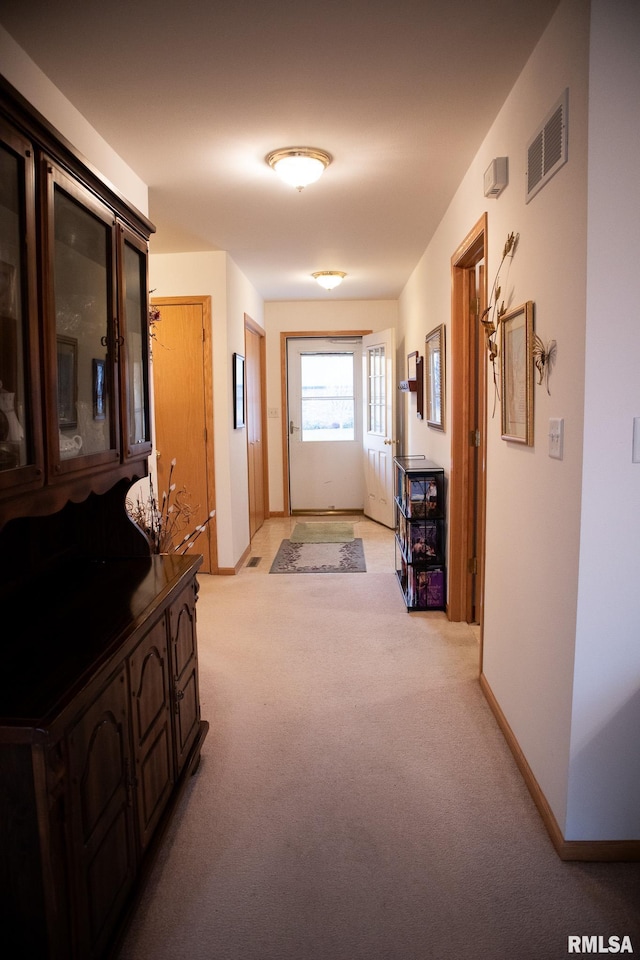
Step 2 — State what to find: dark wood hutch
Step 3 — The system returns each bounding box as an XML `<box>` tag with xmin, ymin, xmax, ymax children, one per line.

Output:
<box><xmin>0</xmin><ymin>77</ymin><xmax>208</xmax><ymax>958</ymax></box>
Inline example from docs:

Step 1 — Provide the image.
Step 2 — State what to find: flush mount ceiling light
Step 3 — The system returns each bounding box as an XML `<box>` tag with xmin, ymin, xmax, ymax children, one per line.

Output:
<box><xmin>312</xmin><ymin>271</ymin><xmax>346</xmax><ymax>290</ymax></box>
<box><xmin>266</xmin><ymin>147</ymin><xmax>332</xmax><ymax>191</ymax></box>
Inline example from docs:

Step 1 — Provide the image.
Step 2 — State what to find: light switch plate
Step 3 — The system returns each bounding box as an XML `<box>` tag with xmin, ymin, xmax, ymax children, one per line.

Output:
<box><xmin>549</xmin><ymin>418</ymin><xmax>564</xmax><ymax>459</ymax></box>
<box><xmin>633</xmin><ymin>418</ymin><xmax>640</xmax><ymax>463</ymax></box>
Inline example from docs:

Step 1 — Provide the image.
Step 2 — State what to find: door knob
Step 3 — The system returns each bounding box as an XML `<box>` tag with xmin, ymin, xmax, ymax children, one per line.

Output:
<box><xmin>383</xmin><ymin>438</ymin><xmax>398</xmax><ymax>445</ymax></box>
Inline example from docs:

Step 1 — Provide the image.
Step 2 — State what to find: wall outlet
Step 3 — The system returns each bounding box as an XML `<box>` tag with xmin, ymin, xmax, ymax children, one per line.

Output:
<box><xmin>549</xmin><ymin>418</ymin><xmax>564</xmax><ymax>459</ymax></box>
<box><xmin>268</xmin><ymin>407</ymin><xmax>279</xmax><ymax>418</ymax></box>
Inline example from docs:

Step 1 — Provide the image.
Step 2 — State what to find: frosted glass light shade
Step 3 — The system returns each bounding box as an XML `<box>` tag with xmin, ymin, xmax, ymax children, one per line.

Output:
<box><xmin>266</xmin><ymin>147</ymin><xmax>332</xmax><ymax>190</ymax></box>
<box><xmin>312</xmin><ymin>271</ymin><xmax>346</xmax><ymax>290</ymax></box>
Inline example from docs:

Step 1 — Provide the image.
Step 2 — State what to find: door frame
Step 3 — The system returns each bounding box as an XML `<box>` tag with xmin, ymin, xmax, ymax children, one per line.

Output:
<box><xmin>449</xmin><ymin>215</ymin><xmax>487</xmax><ymax>642</ymax></box>
<box><xmin>151</xmin><ymin>295</ymin><xmax>217</xmax><ymax>573</ymax></box>
<box><xmin>244</xmin><ymin>313</ymin><xmax>269</xmax><ymax>535</ymax></box>
<box><xmin>280</xmin><ymin>330</ymin><xmax>372</xmax><ymax>517</ymax></box>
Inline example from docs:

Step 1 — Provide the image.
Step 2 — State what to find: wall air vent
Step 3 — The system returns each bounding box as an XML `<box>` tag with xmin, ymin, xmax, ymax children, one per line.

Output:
<box><xmin>526</xmin><ymin>88</ymin><xmax>568</xmax><ymax>202</ymax></box>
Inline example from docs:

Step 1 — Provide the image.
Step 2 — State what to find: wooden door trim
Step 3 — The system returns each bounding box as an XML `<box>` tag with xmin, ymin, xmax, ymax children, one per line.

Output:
<box><xmin>244</xmin><ymin>314</ymin><xmax>269</xmax><ymax>527</ymax></box>
<box><xmin>151</xmin><ymin>296</ymin><xmax>217</xmax><ymax>573</ymax></box>
<box><xmin>280</xmin><ymin>330</ymin><xmax>372</xmax><ymax>517</ymax></box>
<box><xmin>449</xmin><ymin>215</ymin><xmax>487</xmax><ymax>634</ymax></box>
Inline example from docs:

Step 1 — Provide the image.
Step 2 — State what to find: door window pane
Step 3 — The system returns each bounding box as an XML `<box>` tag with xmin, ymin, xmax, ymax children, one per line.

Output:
<box><xmin>123</xmin><ymin>241</ymin><xmax>149</xmax><ymax>446</ymax></box>
<box><xmin>300</xmin><ymin>353</ymin><xmax>355</xmax><ymax>441</ymax></box>
<box><xmin>54</xmin><ymin>187</ymin><xmax>113</xmax><ymax>459</ymax></box>
<box><xmin>367</xmin><ymin>345</ymin><xmax>385</xmax><ymax>435</ymax></box>
<box><xmin>0</xmin><ymin>142</ymin><xmax>29</xmax><ymax>471</ymax></box>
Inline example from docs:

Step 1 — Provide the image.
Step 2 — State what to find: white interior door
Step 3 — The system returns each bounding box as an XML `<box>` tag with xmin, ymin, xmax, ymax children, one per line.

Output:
<box><xmin>287</xmin><ymin>338</ymin><xmax>364</xmax><ymax>512</ymax></box>
<box><xmin>362</xmin><ymin>328</ymin><xmax>396</xmax><ymax>527</ymax></box>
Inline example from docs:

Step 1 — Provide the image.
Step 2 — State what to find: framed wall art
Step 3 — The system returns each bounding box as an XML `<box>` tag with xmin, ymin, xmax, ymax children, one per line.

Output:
<box><xmin>233</xmin><ymin>352</ymin><xmax>245</xmax><ymax>429</ymax></box>
<box><xmin>425</xmin><ymin>324</ymin><xmax>445</xmax><ymax>430</ymax></box>
<box><xmin>500</xmin><ymin>301</ymin><xmax>534</xmax><ymax>445</ymax></box>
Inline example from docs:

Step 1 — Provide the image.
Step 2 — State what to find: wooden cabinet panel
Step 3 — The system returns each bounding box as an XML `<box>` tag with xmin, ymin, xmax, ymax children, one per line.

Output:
<box><xmin>169</xmin><ymin>581</ymin><xmax>201</xmax><ymax>772</ymax></box>
<box><xmin>67</xmin><ymin>665</ymin><xmax>137</xmax><ymax>958</ymax></box>
<box><xmin>128</xmin><ymin>616</ymin><xmax>175</xmax><ymax>851</ymax></box>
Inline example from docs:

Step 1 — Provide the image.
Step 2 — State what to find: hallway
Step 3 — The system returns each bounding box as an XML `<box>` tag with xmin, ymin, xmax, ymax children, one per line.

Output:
<box><xmin>119</xmin><ymin>517</ymin><xmax>640</xmax><ymax>960</ymax></box>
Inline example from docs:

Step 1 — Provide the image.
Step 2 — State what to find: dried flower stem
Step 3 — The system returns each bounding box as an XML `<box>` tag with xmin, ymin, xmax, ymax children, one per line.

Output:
<box><xmin>127</xmin><ymin>458</ymin><xmax>215</xmax><ymax>555</ymax></box>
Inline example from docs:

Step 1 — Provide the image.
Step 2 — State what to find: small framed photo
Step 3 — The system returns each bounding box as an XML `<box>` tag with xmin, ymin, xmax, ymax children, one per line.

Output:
<box><xmin>500</xmin><ymin>301</ymin><xmax>534</xmax><ymax>445</ymax></box>
<box><xmin>56</xmin><ymin>335</ymin><xmax>78</xmax><ymax>428</ymax></box>
<box><xmin>93</xmin><ymin>358</ymin><xmax>106</xmax><ymax>420</ymax></box>
<box><xmin>425</xmin><ymin>324</ymin><xmax>445</xmax><ymax>430</ymax></box>
<box><xmin>233</xmin><ymin>352</ymin><xmax>245</xmax><ymax>429</ymax></box>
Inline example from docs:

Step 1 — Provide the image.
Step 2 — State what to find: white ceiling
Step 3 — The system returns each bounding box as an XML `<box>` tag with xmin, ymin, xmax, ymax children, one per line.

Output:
<box><xmin>1</xmin><ymin>0</ymin><xmax>560</xmax><ymax>301</ymax></box>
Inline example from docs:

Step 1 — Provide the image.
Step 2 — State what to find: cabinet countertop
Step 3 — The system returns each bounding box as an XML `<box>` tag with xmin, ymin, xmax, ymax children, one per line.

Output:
<box><xmin>0</xmin><ymin>553</ymin><xmax>202</xmax><ymax>732</ymax></box>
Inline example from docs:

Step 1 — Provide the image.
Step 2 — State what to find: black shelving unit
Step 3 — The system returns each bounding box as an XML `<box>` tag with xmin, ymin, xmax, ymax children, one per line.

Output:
<box><xmin>394</xmin><ymin>456</ymin><xmax>446</xmax><ymax>611</ymax></box>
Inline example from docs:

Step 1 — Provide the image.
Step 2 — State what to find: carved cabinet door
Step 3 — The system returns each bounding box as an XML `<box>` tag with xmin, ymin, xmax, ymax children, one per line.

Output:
<box><xmin>128</xmin><ymin>616</ymin><xmax>175</xmax><ymax>852</ymax></box>
<box><xmin>168</xmin><ymin>582</ymin><xmax>201</xmax><ymax>773</ymax></box>
<box><xmin>66</xmin><ymin>665</ymin><xmax>137</xmax><ymax>959</ymax></box>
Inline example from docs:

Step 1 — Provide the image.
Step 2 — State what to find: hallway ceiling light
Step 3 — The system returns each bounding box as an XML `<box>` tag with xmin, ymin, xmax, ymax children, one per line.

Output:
<box><xmin>266</xmin><ymin>147</ymin><xmax>332</xmax><ymax>191</ymax></box>
<box><xmin>312</xmin><ymin>271</ymin><xmax>346</xmax><ymax>290</ymax></box>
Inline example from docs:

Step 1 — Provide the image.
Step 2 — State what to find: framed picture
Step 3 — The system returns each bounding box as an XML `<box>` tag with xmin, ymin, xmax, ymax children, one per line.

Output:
<box><xmin>233</xmin><ymin>352</ymin><xmax>245</xmax><ymax>429</ymax></box>
<box><xmin>56</xmin><ymin>336</ymin><xmax>78</xmax><ymax>428</ymax></box>
<box><xmin>425</xmin><ymin>324</ymin><xmax>445</xmax><ymax>430</ymax></box>
<box><xmin>93</xmin><ymin>358</ymin><xmax>106</xmax><ymax>420</ymax></box>
<box><xmin>500</xmin><ymin>301</ymin><xmax>534</xmax><ymax>445</ymax></box>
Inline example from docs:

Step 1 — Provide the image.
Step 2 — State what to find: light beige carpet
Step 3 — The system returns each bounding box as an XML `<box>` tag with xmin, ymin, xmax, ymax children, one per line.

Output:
<box><xmin>290</xmin><ymin>521</ymin><xmax>355</xmax><ymax>542</ymax></box>
<box><xmin>119</xmin><ymin>522</ymin><xmax>640</xmax><ymax>960</ymax></box>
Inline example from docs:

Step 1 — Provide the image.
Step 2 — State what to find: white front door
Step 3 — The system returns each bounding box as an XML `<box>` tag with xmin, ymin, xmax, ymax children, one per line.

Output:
<box><xmin>287</xmin><ymin>338</ymin><xmax>364</xmax><ymax>512</ymax></box>
<box><xmin>362</xmin><ymin>328</ymin><xmax>396</xmax><ymax>528</ymax></box>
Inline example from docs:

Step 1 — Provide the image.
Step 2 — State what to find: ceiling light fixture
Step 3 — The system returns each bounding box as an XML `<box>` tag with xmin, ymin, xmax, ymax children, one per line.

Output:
<box><xmin>266</xmin><ymin>147</ymin><xmax>332</xmax><ymax>191</ymax></box>
<box><xmin>312</xmin><ymin>271</ymin><xmax>346</xmax><ymax>291</ymax></box>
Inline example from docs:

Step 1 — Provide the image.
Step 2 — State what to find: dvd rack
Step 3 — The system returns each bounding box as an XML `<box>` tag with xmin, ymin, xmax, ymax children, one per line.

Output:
<box><xmin>394</xmin><ymin>456</ymin><xmax>446</xmax><ymax>611</ymax></box>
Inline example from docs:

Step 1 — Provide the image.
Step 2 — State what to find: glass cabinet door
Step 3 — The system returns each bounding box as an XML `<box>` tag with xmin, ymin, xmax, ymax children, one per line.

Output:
<box><xmin>119</xmin><ymin>225</ymin><xmax>151</xmax><ymax>458</ymax></box>
<box><xmin>0</xmin><ymin>119</ymin><xmax>41</xmax><ymax>492</ymax></box>
<box><xmin>44</xmin><ymin>162</ymin><xmax>119</xmax><ymax>474</ymax></box>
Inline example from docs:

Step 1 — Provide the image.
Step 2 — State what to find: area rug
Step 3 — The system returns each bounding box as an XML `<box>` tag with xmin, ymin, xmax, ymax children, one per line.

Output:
<box><xmin>269</xmin><ymin>538</ymin><xmax>366</xmax><ymax>573</ymax></box>
<box><xmin>289</xmin><ymin>521</ymin><xmax>355</xmax><ymax>543</ymax></box>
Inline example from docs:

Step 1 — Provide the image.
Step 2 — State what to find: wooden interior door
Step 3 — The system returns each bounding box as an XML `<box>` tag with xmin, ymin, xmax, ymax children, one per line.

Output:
<box><xmin>151</xmin><ymin>297</ymin><xmax>216</xmax><ymax>573</ymax></box>
<box><xmin>245</xmin><ymin>317</ymin><xmax>267</xmax><ymax>537</ymax></box>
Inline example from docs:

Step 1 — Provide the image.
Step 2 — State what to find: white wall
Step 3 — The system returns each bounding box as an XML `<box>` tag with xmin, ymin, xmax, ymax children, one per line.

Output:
<box><xmin>398</xmin><ymin>0</ymin><xmax>591</xmax><ymax>834</ymax></box>
<box><xmin>0</xmin><ymin>26</ymin><xmax>148</xmax><ymax>215</ymax></box>
<box><xmin>567</xmin><ymin>0</ymin><xmax>640</xmax><ymax>841</ymax></box>
<box><xmin>264</xmin><ymin>299</ymin><xmax>399</xmax><ymax>513</ymax></box>
<box><xmin>149</xmin><ymin>251</ymin><xmax>264</xmax><ymax>570</ymax></box>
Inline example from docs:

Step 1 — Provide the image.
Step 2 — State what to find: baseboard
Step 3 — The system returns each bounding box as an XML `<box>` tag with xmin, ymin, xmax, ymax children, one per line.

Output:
<box><xmin>216</xmin><ymin>543</ymin><xmax>252</xmax><ymax>576</ymax></box>
<box><xmin>479</xmin><ymin>672</ymin><xmax>640</xmax><ymax>862</ymax></box>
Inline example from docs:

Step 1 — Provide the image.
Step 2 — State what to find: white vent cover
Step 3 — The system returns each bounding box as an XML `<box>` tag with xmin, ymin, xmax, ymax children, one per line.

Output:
<box><xmin>484</xmin><ymin>157</ymin><xmax>508</xmax><ymax>198</ymax></box>
<box><xmin>526</xmin><ymin>88</ymin><xmax>568</xmax><ymax>202</ymax></box>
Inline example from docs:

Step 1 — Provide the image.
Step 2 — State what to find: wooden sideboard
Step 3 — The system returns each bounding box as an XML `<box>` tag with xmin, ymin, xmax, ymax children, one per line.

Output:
<box><xmin>0</xmin><ymin>552</ymin><xmax>208</xmax><ymax>959</ymax></box>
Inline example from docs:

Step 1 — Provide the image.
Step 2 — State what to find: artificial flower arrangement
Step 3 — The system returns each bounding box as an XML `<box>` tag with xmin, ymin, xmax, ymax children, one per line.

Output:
<box><xmin>127</xmin><ymin>458</ymin><xmax>215</xmax><ymax>555</ymax></box>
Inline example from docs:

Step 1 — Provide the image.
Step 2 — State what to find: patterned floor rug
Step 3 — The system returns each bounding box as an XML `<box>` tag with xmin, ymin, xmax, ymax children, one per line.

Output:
<box><xmin>269</xmin><ymin>538</ymin><xmax>366</xmax><ymax>574</ymax></box>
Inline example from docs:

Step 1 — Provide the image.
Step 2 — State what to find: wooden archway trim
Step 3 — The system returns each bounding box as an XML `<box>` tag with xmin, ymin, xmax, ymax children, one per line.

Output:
<box><xmin>449</xmin><ymin>214</ymin><xmax>487</xmax><ymax>628</ymax></box>
<box><xmin>279</xmin><ymin>330</ymin><xmax>372</xmax><ymax>517</ymax></box>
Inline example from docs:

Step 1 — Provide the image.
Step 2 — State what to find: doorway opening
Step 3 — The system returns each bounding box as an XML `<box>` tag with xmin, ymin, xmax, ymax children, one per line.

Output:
<box><xmin>286</xmin><ymin>336</ymin><xmax>364</xmax><ymax>514</ymax></box>
<box><xmin>150</xmin><ymin>295</ymin><xmax>217</xmax><ymax>574</ymax></box>
<box><xmin>245</xmin><ymin>314</ymin><xmax>268</xmax><ymax>540</ymax></box>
